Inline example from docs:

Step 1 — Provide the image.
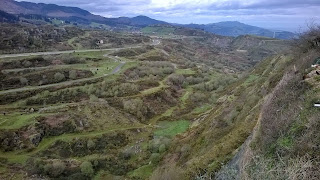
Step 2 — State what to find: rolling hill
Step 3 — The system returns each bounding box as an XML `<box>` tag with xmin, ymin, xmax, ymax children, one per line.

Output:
<box><xmin>184</xmin><ymin>21</ymin><xmax>296</xmax><ymax>39</ymax></box>
<box><xmin>0</xmin><ymin>0</ymin><xmax>167</xmax><ymax>27</ymax></box>
<box><xmin>0</xmin><ymin>0</ymin><xmax>295</xmax><ymax>39</ymax></box>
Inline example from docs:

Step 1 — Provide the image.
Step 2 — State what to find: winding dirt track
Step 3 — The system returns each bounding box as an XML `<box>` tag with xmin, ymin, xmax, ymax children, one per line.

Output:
<box><xmin>0</xmin><ymin>47</ymin><xmax>138</xmax><ymax>59</ymax></box>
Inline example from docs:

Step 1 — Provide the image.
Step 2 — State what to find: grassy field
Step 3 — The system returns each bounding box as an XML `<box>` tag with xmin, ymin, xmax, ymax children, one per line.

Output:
<box><xmin>154</xmin><ymin>120</ymin><xmax>190</xmax><ymax>137</ymax></box>
<box><xmin>176</xmin><ymin>68</ymin><xmax>196</xmax><ymax>75</ymax></box>
<box><xmin>129</xmin><ymin>164</ymin><xmax>154</xmax><ymax>179</ymax></box>
<box><xmin>0</xmin><ymin>124</ymin><xmax>150</xmax><ymax>164</ymax></box>
<box><xmin>141</xmin><ymin>26</ymin><xmax>176</xmax><ymax>36</ymax></box>
<box><xmin>90</xmin><ymin>22</ymin><xmax>110</xmax><ymax>29</ymax></box>
<box><xmin>0</xmin><ymin>28</ymin><xmax>290</xmax><ymax>180</ymax></box>
<box><xmin>191</xmin><ymin>104</ymin><xmax>212</xmax><ymax>114</ymax></box>
<box><xmin>0</xmin><ymin>113</ymin><xmax>41</xmax><ymax>129</ymax></box>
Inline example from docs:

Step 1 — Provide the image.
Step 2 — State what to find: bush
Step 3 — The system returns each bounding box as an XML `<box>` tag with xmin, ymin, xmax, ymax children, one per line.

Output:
<box><xmin>89</xmin><ymin>94</ymin><xmax>99</xmax><ymax>102</ymax></box>
<box><xmin>167</xmin><ymin>74</ymin><xmax>185</xmax><ymax>87</ymax></box>
<box><xmin>69</xmin><ymin>70</ymin><xmax>77</xmax><ymax>80</ymax></box>
<box><xmin>123</xmin><ymin>98</ymin><xmax>147</xmax><ymax>120</ymax></box>
<box><xmin>294</xmin><ymin>24</ymin><xmax>320</xmax><ymax>53</ymax></box>
<box><xmin>189</xmin><ymin>92</ymin><xmax>207</xmax><ymax>103</ymax></box>
<box><xmin>54</xmin><ymin>72</ymin><xmax>65</xmax><ymax>82</ymax></box>
<box><xmin>80</xmin><ymin>161</ymin><xmax>94</xmax><ymax>177</ymax></box>
<box><xmin>44</xmin><ymin>160</ymin><xmax>66</xmax><ymax>177</ymax></box>
<box><xmin>23</xmin><ymin>60</ymin><xmax>32</xmax><ymax>67</ymax></box>
<box><xmin>87</xmin><ymin>139</ymin><xmax>95</xmax><ymax>150</ymax></box>
<box><xmin>159</xmin><ymin>144</ymin><xmax>166</xmax><ymax>153</ymax></box>
<box><xmin>19</xmin><ymin>77</ymin><xmax>28</xmax><ymax>85</ymax></box>
<box><xmin>150</xmin><ymin>153</ymin><xmax>161</xmax><ymax>164</ymax></box>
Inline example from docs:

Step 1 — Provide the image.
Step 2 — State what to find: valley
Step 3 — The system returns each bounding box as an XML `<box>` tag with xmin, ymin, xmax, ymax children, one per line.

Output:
<box><xmin>0</xmin><ymin>22</ymin><xmax>292</xmax><ymax>179</ymax></box>
<box><xmin>0</xmin><ymin>0</ymin><xmax>319</xmax><ymax>180</ymax></box>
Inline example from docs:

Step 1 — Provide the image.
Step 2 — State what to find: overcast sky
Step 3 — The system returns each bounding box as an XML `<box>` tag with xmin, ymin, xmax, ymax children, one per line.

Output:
<box><xmin>18</xmin><ymin>0</ymin><xmax>320</xmax><ymax>32</ymax></box>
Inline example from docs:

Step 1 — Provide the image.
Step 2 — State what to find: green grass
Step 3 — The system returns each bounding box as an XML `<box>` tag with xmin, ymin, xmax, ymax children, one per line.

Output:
<box><xmin>129</xmin><ymin>164</ymin><xmax>154</xmax><ymax>179</ymax></box>
<box><xmin>243</xmin><ymin>75</ymin><xmax>259</xmax><ymax>87</ymax></box>
<box><xmin>51</xmin><ymin>53</ymin><xmax>121</xmax><ymax>76</ymax></box>
<box><xmin>192</xmin><ymin>104</ymin><xmax>211</xmax><ymax>114</ymax></box>
<box><xmin>118</xmin><ymin>62</ymin><xmax>138</xmax><ymax>73</ymax></box>
<box><xmin>0</xmin><ymin>113</ymin><xmax>40</xmax><ymax>129</ymax></box>
<box><xmin>141</xmin><ymin>80</ymin><xmax>168</xmax><ymax>95</ymax></box>
<box><xmin>0</xmin><ymin>124</ymin><xmax>149</xmax><ymax>164</ymax></box>
<box><xmin>154</xmin><ymin>120</ymin><xmax>190</xmax><ymax>137</ymax></box>
<box><xmin>68</xmin><ymin>31</ymin><xmax>90</xmax><ymax>50</ymax></box>
<box><xmin>176</xmin><ymin>69</ymin><xmax>196</xmax><ymax>75</ymax></box>
<box><xmin>90</xmin><ymin>22</ymin><xmax>110</xmax><ymax>29</ymax></box>
<box><xmin>89</xmin><ymin>62</ymin><xmax>120</xmax><ymax>76</ymax></box>
<box><xmin>162</xmin><ymin>107</ymin><xmax>175</xmax><ymax>117</ymax></box>
<box><xmin>277</xmin><ymin>137</ymin><xmax>293</xmax><ymax>149</ymax></box>
<box><xmin>51</xmin><ymin>19</ymin><xmax>64</xmax><ymax>25</ymax></box>
<box><xmin>180</xmin><ymin>88</ymin><xmax>192</xmax><ymax>108</ymax></box>
<box><xmin>93</xmin><ymin>171</ymin><xmax>104</xmax><ymax>180</ymax></box>
<box><xmin>0</xmin><ymin>166</ymin><xmax>7</xmax><ymax>173</ymax></box>
<box><xmin>141</xmin><ymin>26</ymin><xmax>176</xmax><ymax>36</ymax></box>
<box><xmin>73</xmin><ymin>50</ymin><xmax>111</xmax><ymax>59</ymax></box>
<box><xmin>181</xmin><ymin>91</ymin><xmax>191</xmax><ymax>103</ymax></box>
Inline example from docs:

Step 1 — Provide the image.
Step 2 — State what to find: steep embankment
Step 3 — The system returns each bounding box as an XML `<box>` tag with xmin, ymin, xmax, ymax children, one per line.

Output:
<box><xmin>151</xmin><ymin>26</ymin><xmax>320</xmax><ymax>179</ymax></box>
<box><xmin>151</xmin><ymin>53</ymin><xmax>296</xmax><ymax>179</ymax></box>
<box><xmin>239</xmin><ymin>53</ymin><xmax>319</xmax><ymax>179</ymax></box>
<box><xmin>217</xmin><ymin>33</ymin><xmax>320</xmax><ymax>179</ymax></box>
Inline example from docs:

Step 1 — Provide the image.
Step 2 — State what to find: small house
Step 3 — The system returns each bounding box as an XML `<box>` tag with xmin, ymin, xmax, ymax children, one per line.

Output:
<box><xmin>96</xmin><ymin>40</ymin><xmax>104</xmax><ymax>44</ymax></box>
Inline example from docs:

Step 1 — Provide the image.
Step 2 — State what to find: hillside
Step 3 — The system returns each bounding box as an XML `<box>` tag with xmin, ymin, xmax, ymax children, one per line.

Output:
<box><xmin>0</xmin><ymin>10</ymin><xmax>19</xmax><ymax>22</ymax></box>
<box><xmin>184</xmin><ymin>21</ymin><xmax>295</xmax><ymax>39</ymax></box>
<box><xmin>0</xmin><ymin>19</ymin><xmax>293</xmax><ymax>179</ymax></box>
<box><xmin>150</xmin><ymin>26</ymin><xmax>320</xmax><ymax>179</ymax></box>
<box><xmin>0</xmin><ymin>0</ymin><xmax>105</xmax><ymax>21</ymax></box>
<box><xmin>0</xmin><ymin>0</ymin><xmax>295</xmax><ymax>40</ymax></box>
<box><xmin>0</xmin><ymin>0</ymin><xmax>167</xmax><ymax>28</ymax></box>
<box><xmin>0</xmin><ymin>1</ymin><xmax>318</xmax><ymax>180</ymax></box>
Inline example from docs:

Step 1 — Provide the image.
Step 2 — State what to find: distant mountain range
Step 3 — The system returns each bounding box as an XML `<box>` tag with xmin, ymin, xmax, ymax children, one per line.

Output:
<box><xmin>0</xmin><ymin>0</ymin><xmax>295</xmax><ymax>39</ymax></box>
<box><xmin>183</xmin><ymin>21</ymin><xmax>295</xmax><ymax>39</ymax></box>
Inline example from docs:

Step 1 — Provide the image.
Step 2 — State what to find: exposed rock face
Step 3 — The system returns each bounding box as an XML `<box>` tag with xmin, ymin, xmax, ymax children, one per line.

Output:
<box><xmin>0</xmin><ymin>131</ymin><xmax>24</xmax><ymax>151</ymax></box>
<box><xmin>30</xmin><ymin>133</ymin><xmax>42</xmax><ymax>146</ymax></box>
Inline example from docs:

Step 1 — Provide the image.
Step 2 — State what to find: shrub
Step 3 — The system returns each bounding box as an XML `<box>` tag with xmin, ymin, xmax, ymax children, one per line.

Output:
<box><xmin>89</xmin><ymin>94</ymin><xmax>99</xmax><ymax>102</ymax></box>
<box><xmin>150</xmin><ymin>153</ymin><xmax>161</xmax><ymax>164</ymax></box>
<box><xmin>44</xmin><ymin>161</ymin><xmax>66</xmax><ymax>177</ymax></box>
<box><xmin>80</xmin><ymin>161</ymin><xmax>94</xmax><ymax>177</ymax></box>
<box><xmin>69</xmin><ymin>70</ymin><xmax>77</xmax><ymax>79</ymax></box>
<box><xmin>294</xmin><ymin>24</ymin><xmax>320</xmax><ymax>53</ymax></box>
<box><xmin>159</xmin><ymin>144</ymin><xmax>166</xmax><ymax>153</ymax></box>
<box><xmin>123</xmin><ymin>98</ymin><xmax>147</xmax><ymax>120</ymax></box>
<box><xmin>23</xmin><ymin>60</ymin><xmax>32</xmax><ymax>67</ymax></box>
<box><xmin>87</xmin><ymin>139</ymin><xmax>95</xmax><ymax>150</ymax></box>
<box><xmin>167</xmin><ymin>74</ymin><xmax>185</xmax><ymax>87</ymax></box>
<box><xmin>189</xmin><ymin>92</ymin><xmax>207</xmax><ymax>103</ymax></box>
<box><xmin>54</xmin><ymin>72</ymin><xmax>65</xmax><ymax>82</ymax></box>
<box><xmin>19</xmin><ymin>77</ymin><xmax>28</xmax><ymax>85</ymax></box>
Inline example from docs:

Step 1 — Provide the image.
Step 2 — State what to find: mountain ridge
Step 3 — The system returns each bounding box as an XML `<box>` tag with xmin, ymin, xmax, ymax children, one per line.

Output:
<box><xmin>0</xmin><ymin>0</ymin><xmax>295</xmax><ymax>39</ymax></box>
<box><xmin>183</xmin><ymin>21</ymin><xmax>295</xmax><ymax>39</ymax></box>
